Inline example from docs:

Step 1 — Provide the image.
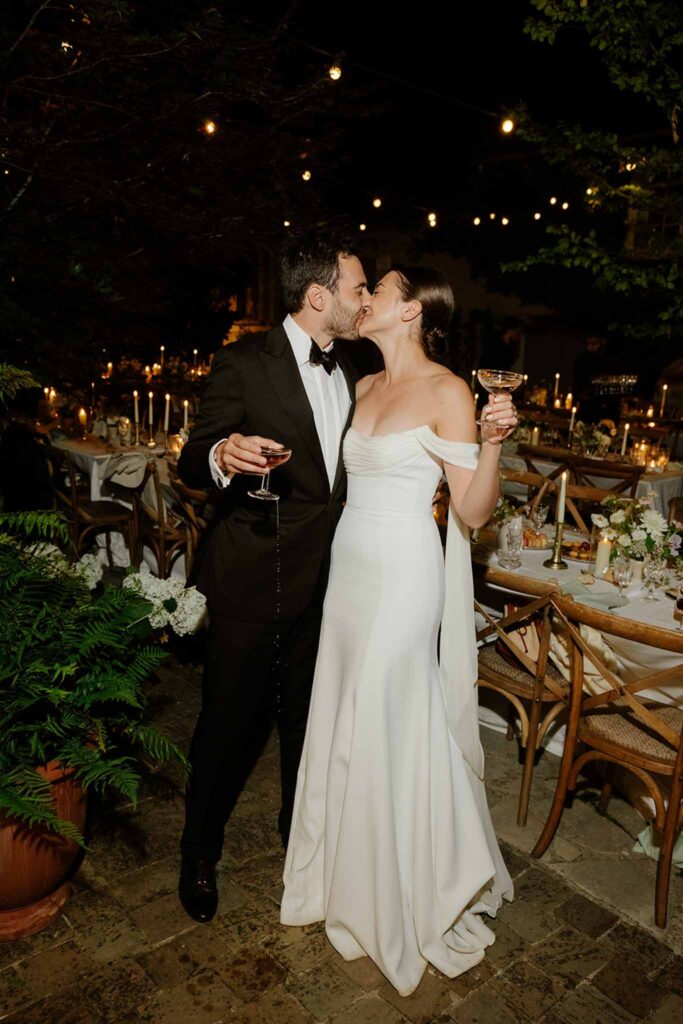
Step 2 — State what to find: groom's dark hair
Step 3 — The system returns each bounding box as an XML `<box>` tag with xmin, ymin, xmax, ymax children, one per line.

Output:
<box><xmin>280</xmin><ymin>231</ymin><xmax>358</xmax><ymax>313</ymax></box>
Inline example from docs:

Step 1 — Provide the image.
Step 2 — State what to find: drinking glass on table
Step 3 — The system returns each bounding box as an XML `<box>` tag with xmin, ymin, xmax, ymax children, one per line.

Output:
<box><xmin>498</xmin><ymin>515</ymin><xmax>524</xmax><ymax>569</ymax></box>
<box><xmin>612</xmin><ymin>555</ymin><xmax>633</xmax><ymax>596</ymax></box>
<box><xmin>642</xmin><ymin>558</ymin><xmax>665</xmax><ymax>602</ymax></box>
<box><xmin>247</xmin><ymin>446</ymin><xmax>292</xmax><ymax>502</ymax></box>
<box><xmin>530</xmin><ymin>503</ymin><xmax>549</xmax><ymax>531</ymax></box>
<box><xmin>476</xmin><ymin>369</ymin><xmax>523</xmax><ymax>433</ymax></box>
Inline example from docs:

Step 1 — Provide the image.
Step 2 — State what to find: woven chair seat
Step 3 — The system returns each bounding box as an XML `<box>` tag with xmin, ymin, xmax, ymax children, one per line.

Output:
<box><xmin>79</xmin><ymin>500</ymin><xmax>133</xmax><ymax>522</ymax></box>
<box><xmin>478</xmin><ymin>643</ymin><xmax>566</xmax><ymax>696</ymax></box>
<box><xmin>580</xmin><ymin>702</ymin><xmax>683</xmax><ymax>765</ymax></box>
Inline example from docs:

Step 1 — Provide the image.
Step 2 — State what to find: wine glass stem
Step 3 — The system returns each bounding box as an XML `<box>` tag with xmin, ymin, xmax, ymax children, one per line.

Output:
<box><xmin>263</xmin><ymin>470</ymin><xmax>270</xmax><ymax>492</ymax></box>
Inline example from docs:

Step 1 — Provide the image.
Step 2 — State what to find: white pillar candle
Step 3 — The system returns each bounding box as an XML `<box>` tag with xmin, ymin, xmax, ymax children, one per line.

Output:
<box><xmin>164</xmin><ymin>393</ymin><xmax>170</xmax><ymax>433</ymax></box>
<box><xmin>565</xmin><ymin>391</ymin><xmax>573</xmax><ymax>410</ymax></box>
<box><xmin>183</xmin><ymin>399</ymin><xmax>189</xmax><ymax>429</ymax></box>
<box><xmin>646</xmin><ymin>405</ymin><xmax>654</xmax><ymax>418</ymax></box>
<box><xmin>133</xmin><ymin>390</ymin><xmax>139</xmax><ymax>423</ymax></box>
<box><xmin>620</xmin><ymin>422</ymin><xmax>629</xmax><ymax>456</ymax></box>
<box><xmin>148</xmin><ymin>391</ymin><xmax>154</xmax><ymax>431</ymax></box>
<box><xmin>594</xmin><ymin>536</ymin><xmax>612</xmax><ymax>577</ymax></box>
<box><xmin>107</xmin><ymin>361</ymin><xmax>113</xmax><ymax>376</ymax></box>
<box><xmin>569</xmin><ymin>406</ymin><xmax>576</xmax><ymax>433</ymax></box>
<box><xmin>557</xmin><ymin>470</ymin><xmax>567</xmax><ymax>525</ymax></box>
<box><xmin>78</xmin><ymin>407</ymin><xmax>87</xmax><ymax>428</ymax></box>
<box><xmin>554</xmin><ymin>372</ymin><xmax>560</xmax><ymax>398</ymax></box>
<box><xmin>531</xmin><ymin>426</ymin><xmax>540</xmax><ymax>446</ymax></box>
<box><xmin>659</xmin><ymin>384</ymin><xmax>667</xmax><ymax>417</ymax></box>
<box><xmin>553</xmin><ymin>398</ymin><xmax>561</xmax><ymax>409</ymax></box>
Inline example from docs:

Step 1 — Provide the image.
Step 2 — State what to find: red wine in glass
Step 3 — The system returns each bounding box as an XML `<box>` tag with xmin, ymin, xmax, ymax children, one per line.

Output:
<box><xmin>476</xmin><ymin>369</ymin><xmax>523</xmax><ymax>433</ymax></box>
<box><xmin>248</xmin><ymin>446</ymin><xmax>292</xmax><ymax>501</ymax></box>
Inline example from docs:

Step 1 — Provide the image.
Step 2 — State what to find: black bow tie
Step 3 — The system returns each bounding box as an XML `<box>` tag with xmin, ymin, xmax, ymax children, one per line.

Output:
<box><xmin>309</xmin><ymin>341</ymin><xmax>337</xmax><ymax>375</ymax></box>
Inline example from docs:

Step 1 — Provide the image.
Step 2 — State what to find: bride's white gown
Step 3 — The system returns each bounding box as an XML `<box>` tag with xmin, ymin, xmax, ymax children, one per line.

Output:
<box><xmin>280</xmin><ymin>425</ymin><xmax>513</xmax><ymax>996</ymax></box>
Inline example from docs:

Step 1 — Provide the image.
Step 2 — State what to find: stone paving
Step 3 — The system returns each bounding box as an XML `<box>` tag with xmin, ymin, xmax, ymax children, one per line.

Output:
<box><xmin>1</xmin><ymin>656</ymin><xmax>683</xmax><ymax>1024</ymax></box>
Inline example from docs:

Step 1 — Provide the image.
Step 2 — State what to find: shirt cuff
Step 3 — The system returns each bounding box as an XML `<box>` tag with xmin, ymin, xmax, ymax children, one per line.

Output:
<box><xmin>209</xmin><ymin>439</ymin><xmax>232</xmax><ymax>488</ymax></box>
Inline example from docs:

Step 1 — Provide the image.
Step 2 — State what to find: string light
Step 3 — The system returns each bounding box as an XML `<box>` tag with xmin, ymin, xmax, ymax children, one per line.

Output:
<box><xmin>60</xmin><ymin>41</ymin><xmax>73</xmax><ymax>52</ymax></box>
<box><xmin>203</xmin><ymin>120</ymin><xmax>216</xmax><ymax>135</ymax></box>
<box><xmin>359</xmin><ymin>223</ymin><xmax>367</xmax><ymax>231</ymax></box>
<box><xmin>500</xmin><ymin>117</ymin><xmax>515</xmax><ymax>135</ymax></box>
<box><xmin>328</xmin><ymin>65</ymin><xmax>342</xmax><ymax>80</ymax></box>
<box><xmin>489</xmin><ymin>212</ymin><xmax>496</xmax><ymax>220</ymax></box>
<box><xmin>533</xmin><ymin>212</ymin><xmax>541</xmax><ymax>220</ymax></box>
<box><xmin>561</xmin><ymin>201</ymin><xmax>569</xmax><ymax>210</ymax></box>
<box><xmin>473</xmin><ymin>216</ymin><xmax>481</xmax><ymax>226</ymax></box>
<box><xmin>625</xmin><ymin>162</ymin><xmax>637</xmax><ymax>172</ymax></box>
<box><xmin>372</xmin><ymin>197</ymin><xmax>382</xmax><ymax>208</ymax></box>
<box><xmin>549</xmin><ymin>196</ymin><xmax>557</xmax><ymax>206</ymax></box>
<box><xmin>427</xmin><ymin>211</ymin><xmax>437</xmax><ymax>227</ymax></box>
<box><xmin>283</xmin><ymin>220</ymin><xmax>291</xmax><ymax>227</ymax></box>
<box><xmin>501</xmin><ymin>216</ymin><xmax>509</xmax><ymax>226</ymax></box>
<box><xmin>302</xmin><ymin>170</ymin><xmax>312</xmax><ymax>181</ymax></box>
<box><xmin>586</xmin><ymin>187</ymin><xmax>594</xmax><ymax>195</ymax></box>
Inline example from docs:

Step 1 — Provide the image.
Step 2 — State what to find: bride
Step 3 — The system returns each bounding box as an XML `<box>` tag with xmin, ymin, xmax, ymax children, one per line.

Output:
<box><xmin>280</xmin><ymin>265</ymin><xmax>517</xmax><ymax>996</ymax></box>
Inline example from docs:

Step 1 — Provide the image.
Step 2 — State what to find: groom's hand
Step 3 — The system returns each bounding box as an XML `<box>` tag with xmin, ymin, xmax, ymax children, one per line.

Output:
<box><xmin>214</xmin><ymin>434</ymin><xmax>288</xmax><ymax>476</ymax></box>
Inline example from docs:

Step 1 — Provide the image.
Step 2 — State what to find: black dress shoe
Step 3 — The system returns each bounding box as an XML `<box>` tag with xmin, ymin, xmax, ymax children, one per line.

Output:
<box><xmin>178</xmin><ymin>857</ymin><xmax>218</xmax><ymax>923</ymax></box>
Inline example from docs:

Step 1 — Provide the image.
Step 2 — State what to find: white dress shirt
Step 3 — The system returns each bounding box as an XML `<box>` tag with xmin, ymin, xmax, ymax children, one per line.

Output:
<box><xmin>209</xmin><ymin>315</ymin><xmax>351</xmax><ymax>490</ymax></box>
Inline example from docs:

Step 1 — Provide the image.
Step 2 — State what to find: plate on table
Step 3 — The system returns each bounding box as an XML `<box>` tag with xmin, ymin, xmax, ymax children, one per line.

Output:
<box><xmin>561</xmin><ymin>539</ymin><xmax>593</xmax><ymax>563</ymax></box>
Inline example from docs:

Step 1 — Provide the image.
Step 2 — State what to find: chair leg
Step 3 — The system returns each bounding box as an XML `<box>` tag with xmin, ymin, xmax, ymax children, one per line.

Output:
<box><xmin>518</xmin><ymin>696</ymin><xmax>543</xmax><ymax>827</ymax></box>
<box><xmin>127</xmin><ymin>519</ymin><xmax>139</xmax><ymax>568</ymax></box>
<box><xmin>104</xmin><ymin>529</ymin><xmax>113</xmax><ymax>568</ymax></box>
<box><xmin>597</xmin><ymin>764</ymin><xmax>614</xmax><ymax>813</ymax></box>
<box><xmin>654</xmin><ymin>774</ymin><xmax>683</xmax><ymax>928</ymax></box>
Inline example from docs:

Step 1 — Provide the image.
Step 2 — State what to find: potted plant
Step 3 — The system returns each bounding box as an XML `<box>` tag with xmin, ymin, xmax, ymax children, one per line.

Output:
<box><xmin>0</xmin><ymin>510</ymin><xmax>200</xmax><ymax>939</ymax></box>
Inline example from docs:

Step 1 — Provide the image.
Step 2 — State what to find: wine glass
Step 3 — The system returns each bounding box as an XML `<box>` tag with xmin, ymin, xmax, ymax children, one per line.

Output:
<box><xmin>531</xmin><ymin>503</ymin><xmax>549</xmax><ymax>531</ymax></box>
<box><xmin>642</xmin><ymin>558</ymin><xmax>665</xmax><ymax>602</ymax></box>
<box><xmin>498</xmin><ymin>516</ymin><xmax>524</xmax><ymax>569</ymax></box>
<box><xmin>248</xmin><ymin>446</ymin><xmax>292</xmax><ymax>502</ymax></box>
<box><xmin>612</xmin><ymin>554</ymin><xmax>632</xmax><ymax>596</ymax></box>
<box><xmin>476</xmin><ymin>369</ymin><xmax>523</xmax><ymax>433</ymax></box>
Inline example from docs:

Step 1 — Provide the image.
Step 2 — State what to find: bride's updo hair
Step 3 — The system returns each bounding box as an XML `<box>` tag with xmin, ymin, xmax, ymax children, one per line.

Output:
<box><xmin>393</xmin><ymin>265</ymin><xmax>454</xmax><ymax>364</ymax></box>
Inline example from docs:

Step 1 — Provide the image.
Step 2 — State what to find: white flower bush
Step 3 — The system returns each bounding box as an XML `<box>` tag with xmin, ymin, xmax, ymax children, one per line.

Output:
<box><xmin>122</xmin><ymin>564</ymin><xmax>207</xmax><ymax>636</ymax></box>
<box><xmin>25</xmin><ymin>543</ymin><xmax>104</xmax><ymax>589</ymax></box>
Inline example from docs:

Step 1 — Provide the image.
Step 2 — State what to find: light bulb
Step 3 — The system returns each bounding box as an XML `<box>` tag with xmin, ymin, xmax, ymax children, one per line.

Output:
<box><xmin>500</xmin><ymin>117</ymin><xmax>515</xmax><ymax>134</ymax></box>
<box><xmin>372</xmin><ymin>197</ymin><xmax>382</xmax><ymax>208</ymax></box>
<box><xmin>329</xmin><ymin>65</ymin><xmax>342</xmax><ymax>81</ymax></box>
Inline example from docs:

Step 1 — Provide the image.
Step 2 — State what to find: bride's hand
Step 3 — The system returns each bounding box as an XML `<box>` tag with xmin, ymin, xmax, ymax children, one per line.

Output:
<box><xmin>479</xmin><ymin>394</ymin><xmax>518</xmax><ymax>445</ymax></box>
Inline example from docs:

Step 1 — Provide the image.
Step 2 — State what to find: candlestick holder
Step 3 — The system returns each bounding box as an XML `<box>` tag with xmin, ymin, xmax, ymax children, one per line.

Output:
<box><xmin>163</xmin><ymin>431</ymin><xmax>169</xmax><ymax>454</ymax></box>
<box><xmin>134</xmin><ymin>423</ymin><xmax>140</xmax><ymax>447</ymax></box>
<box><xmin>147</xmin><ymin>426</ymin><xmax>156</xmax><ymax>448</ymax></box>
<box><xmin>543</xmin><ymin>521</ymin><xmax>568</xmax><ymax>570</ymax></box>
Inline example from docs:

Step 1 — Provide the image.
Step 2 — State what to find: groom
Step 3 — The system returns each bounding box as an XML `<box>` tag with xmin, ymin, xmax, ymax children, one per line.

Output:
<box><xmin>177</xmin><ymin>234</ymin><xmax>370</xmax><ymax>922</ymax></box>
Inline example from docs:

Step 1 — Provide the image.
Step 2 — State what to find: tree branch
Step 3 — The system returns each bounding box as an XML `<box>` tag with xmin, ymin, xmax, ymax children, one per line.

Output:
<box><xmin>7</xmin><ymin>0</ymin><xmax>54</xmax><ymax>55</ymax></box>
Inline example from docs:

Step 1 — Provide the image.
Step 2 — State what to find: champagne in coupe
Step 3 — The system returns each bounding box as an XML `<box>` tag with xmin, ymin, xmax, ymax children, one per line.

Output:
<box><xmin>476</xmin><ymin>369</ymin><xmax>523</xmax><ymax>431</ymax></box>
<box><xmin>248</xmin><ymin>446</ymin><xmax>292</xmax><ymax>502</ymax></box>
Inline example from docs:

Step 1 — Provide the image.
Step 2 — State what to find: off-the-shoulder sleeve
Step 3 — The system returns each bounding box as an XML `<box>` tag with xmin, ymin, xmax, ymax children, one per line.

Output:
<box><xmin>416</xmin><ymin>426</ymin><xmax>485</xmax><ymax>780</ymax></box>
<box><xmin>415</xmin><ymin>426</ymin><xmax>479</xmax><ymax>470</ymax></box>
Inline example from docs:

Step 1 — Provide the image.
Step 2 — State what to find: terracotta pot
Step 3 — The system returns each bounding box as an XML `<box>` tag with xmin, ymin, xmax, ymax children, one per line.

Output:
<box><xmin>0</xmin><ymin>761</ymin><xmax>86</xmax><ymax>940</ymax></box>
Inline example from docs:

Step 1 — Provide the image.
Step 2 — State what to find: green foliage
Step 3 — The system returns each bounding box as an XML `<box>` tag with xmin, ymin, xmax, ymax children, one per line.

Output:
<box><xmin>0</xmin><ymin>363</ymin><xmax>39</xmax><ymax>405</ymax></box>
<box><xmin>0</xmin><ymin>512</ymin><xmax>188</xmax><ymax>844</ymax></box>
<box><xmin>505</xmin><ymin>1</ymin><xmax>683</xmax><ymax>342</ymax></box>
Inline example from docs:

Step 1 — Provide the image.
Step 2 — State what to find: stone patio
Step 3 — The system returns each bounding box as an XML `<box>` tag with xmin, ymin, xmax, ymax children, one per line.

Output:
<box><xmin>1</xmin><ymin>656</ymin><xmax>682</xmax><ymax>1024</ymax></box>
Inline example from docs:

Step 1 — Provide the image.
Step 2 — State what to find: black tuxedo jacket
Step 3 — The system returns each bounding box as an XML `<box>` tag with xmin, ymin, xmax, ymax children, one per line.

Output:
<box><xmin>178</xmin><ymin>325</ymin><xmax>357</xmax><ymax>622</ymax></box>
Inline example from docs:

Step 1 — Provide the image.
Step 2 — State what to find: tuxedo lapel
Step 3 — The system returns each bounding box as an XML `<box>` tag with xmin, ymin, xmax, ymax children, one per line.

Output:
<box><xmin>260</xmin><ymin>325</ymin><xmax>328</xmax><ymax>484</ymax></box>
<box><xmin>331</xmin><ymin>350</ymin><xmax>356</xmax><ymax>496</ymax></box>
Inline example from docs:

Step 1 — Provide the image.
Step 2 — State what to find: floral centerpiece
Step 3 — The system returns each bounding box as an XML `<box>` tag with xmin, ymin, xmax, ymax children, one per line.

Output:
<box><xmin>591</xmin><ymin>495</ymin><xmax>683</xmax><ymax>567</ymax></box>
<box><xmin>491</xmin><ymin>494</ymin><xmax>520</xmax><ymax>526</ymax></box>
<box><xmin>571</xmin><ymin>420</ymin><xmax>612</xmax><ymax>456</ymax></box>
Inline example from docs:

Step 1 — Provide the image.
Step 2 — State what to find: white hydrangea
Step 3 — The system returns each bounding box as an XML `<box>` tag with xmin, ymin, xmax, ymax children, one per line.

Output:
<box><xmin>631</xmin><ymin>528</ymin><xmax>647</xmax><ymax>542</ymax></box>
<box><xmin>591</xmin><ymin>514</ymin><xmax>609</xmax><ymax>529</ymax></box>
<box><xmin>73</xmin><ymin>553</ymin><xmax>104</xmax><ymax>590</ymax></box>
<box><xmin>617</xmin><ymin>533</ymin><xmax>632</xmax><ymax>548</ymax></box>
<box><xmin>26</xmin><ymin>541</ymin><xmax>70</xmax><ymax>573</ymax></box>
<box><xmin>610</xmin><ymin>509</ymin><xmax>626</xmax><ymax>525</ymax></box>
<box><xmin>123</xmin><ymin>565</ymin><xmax>206</xmax><ymax>635</ymax></box>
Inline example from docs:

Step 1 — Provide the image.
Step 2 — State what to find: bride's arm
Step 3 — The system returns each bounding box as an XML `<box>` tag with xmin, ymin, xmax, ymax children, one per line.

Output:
<box><xmin>434</xmin><ymin>375</ymin><xmax>517</xmax><ymax>529</ymax></box>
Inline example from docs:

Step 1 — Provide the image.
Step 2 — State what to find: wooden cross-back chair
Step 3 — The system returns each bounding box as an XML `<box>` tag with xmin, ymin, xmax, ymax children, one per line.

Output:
<box><xmin>45</xmin><ymin>444</ymin><xmax>137</xmax><ymax>566</ymax></box>
<box><xmin>475</xmin><ymin>593</ymin><xmax>569</xmax><ymax>826</ymax></box>
<box><xmin>532</xmin><ymin>593</ymin><xmax>683</xmax><ymax>928</ymax></box>
<box><xmin>567</xmin><ymin>455</ymin><xmax>645</xmax><ymax>499</ymax></box>
<box><xmin>133</xmin><ymin>460</ymin><xmax>193</xmax><ymax>579</ymax></box>
<box><xmin>499</xmin><ymin>467</ymin><xmax>554</xmax><ymax>516</ymax></box>
<box><xmin>165</xmin><ymin>461</ymin><xmax>210</xmax><ymax>579</ymax></box>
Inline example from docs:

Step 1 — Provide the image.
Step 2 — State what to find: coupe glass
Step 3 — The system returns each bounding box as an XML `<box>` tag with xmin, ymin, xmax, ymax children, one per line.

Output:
<box><xmin>476</xmin><ymin>369</ymin><xmax>523</xmax><ymax>432</ymax></box>
<box><xmin>248</xmin><ymin>446</ymin><xmax>292</xmax><ymax>502</ymax></box>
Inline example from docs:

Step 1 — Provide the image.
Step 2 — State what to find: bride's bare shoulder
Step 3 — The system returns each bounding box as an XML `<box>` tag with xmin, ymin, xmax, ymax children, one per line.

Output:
<box><xmin>356</xmin><ymin>372</ymin><xmax>382</xmax><ymax>399</ymax></box>
<box><xmin>431</xmin><ymin>369</ymin><xmax>471</xmax><ymax>401</ymax></box>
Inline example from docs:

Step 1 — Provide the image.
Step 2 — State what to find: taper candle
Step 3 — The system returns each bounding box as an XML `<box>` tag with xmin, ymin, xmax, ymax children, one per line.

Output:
<box><xmin>164</xmin><ymin>393</ymin><xmax>170</xmax><ymax>433</ymax></box>
<box><xmin>470</xmin><ymin>369</ymin><xmax>476</xmax><ymax>392</ymax></box>
<box><xmin>620</xmin><ymin>422</ymin><xmax>629</xmax><ymax>456</ymax></box>
<box><xmin>148</xmin><ymin>391</ymin><xmax>154</xmax><ymax>431</ymax></box>
<box><xmin>133</xmin><ymin>390</ymin><xmax>139</xmax><ymax>423</ymax></box>
<box><xmin>554</xmin><ymin>372</ymin><xmax>560</xmax><ymax>398</ymax></box>
<box><xmin>660</xmin><ymin>384</ymin><xmax>668</xmax><ymax>417</ymax></box>
<box><xmin>193</xmin><ymin>348</ymin><xmax>198</xmax><ymax>371</ymax></box>
<box><xmin>557</xmin><ymin>470</ymin><xmax>567</xmax><ymax>525</ymax></box>
<box><xmin>569</xmin><ymin>406</ymin><xmax>576</xmax><ymax>433</ymax></box>
<box><xmin>183</xmin><ymin>399</ymin><xmax>189</xmax><ymax>429</ymax></box>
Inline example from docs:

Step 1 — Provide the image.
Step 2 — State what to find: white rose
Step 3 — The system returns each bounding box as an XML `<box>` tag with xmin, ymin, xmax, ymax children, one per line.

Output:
<box><xmin>631</xmin><ymin>528</ymin><xmax>647</xmax><ymax>542</ymax></box>
<box><xmin>610</xmin><ymin>510</ymin><xmax>626</xmax><ymax>525</ymax></box>
<box><xmin>617</xmin><ymin>533</ymin><xmax>632</xmax><ymax>548</ymax></box>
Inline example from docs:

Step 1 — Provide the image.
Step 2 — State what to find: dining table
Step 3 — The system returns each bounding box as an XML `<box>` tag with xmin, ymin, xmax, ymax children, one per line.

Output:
<box><xmin>471</xmin><ymin>527</ymin><xmax>683</xmax><ymax>752</ymax></box>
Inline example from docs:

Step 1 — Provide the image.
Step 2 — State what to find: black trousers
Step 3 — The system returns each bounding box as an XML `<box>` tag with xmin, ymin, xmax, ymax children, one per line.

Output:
<box><xmin>180</xmin><ymin>583</ymin><xmax>325</xmax><ymax>865</ymax></box>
